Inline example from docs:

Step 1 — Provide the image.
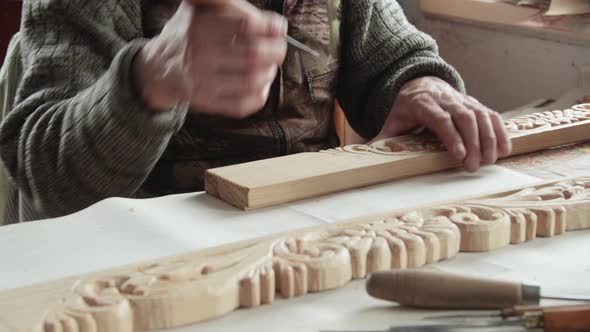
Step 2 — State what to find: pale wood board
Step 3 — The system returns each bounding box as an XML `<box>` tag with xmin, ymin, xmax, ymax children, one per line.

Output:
<box><xmin>205</xmin><ymin>104</ymin><xmax>590</xmax><ymax>210</ymax></box>
<box><xmin>419</xmin><ymin>0</ymin><xmax>590</xmax><ymax>46</ymax></box>
<box><xmin>1</xmin><ymin>176</ymin><xmax>589</xmax><ymax>331</ymax></box>
<box><xmin>420</xmin><ymin>0</ymin><xmax>537</xmax><ymax>27</ymax></box>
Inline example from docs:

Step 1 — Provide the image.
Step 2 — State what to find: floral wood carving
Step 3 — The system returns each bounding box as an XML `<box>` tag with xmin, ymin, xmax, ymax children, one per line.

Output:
<box><xmin>464</xmin><ymin>177</ymin><xmax>590</xmax><ymax>242</ymax></box>
<box><xmin>34</xmin><ymin>217</ymin><xmax>460</xmax><ymax>332</ymax></box>
<box><xmin>25</xmin><ymin>176</ymin><xmax>590</xmax><ymax>332</ymax></box>
<box><xmin>403</xmin><ymin>205</ymin><xmax>511</xmax><ymax>252</ymax></box>
<box><xmin>321</xmin><ymin>134</ymin><xmax>445</xmax><ymax>155</ymax></box>
<box><xmin>398</xmin><ymin>177</ymin><xmax>590</xmax><ymax>253</ymax></box>
<box><xmin>504</xmin><ymin>104</ymin><xmax>590</xmax><ymax>132</ymax></box>
<box><xmin>33</xmin><ymin>176</ymin><xmax>590</xmax><ymax>331</ymax></box>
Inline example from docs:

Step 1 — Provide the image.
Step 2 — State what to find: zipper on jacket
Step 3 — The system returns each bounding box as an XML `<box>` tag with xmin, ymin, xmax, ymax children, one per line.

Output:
<box><xmin>271</xmin><ymin>120</ymin><xmax>287</xmax><ymax>155</ymax></box>
<box><xmin>269</xmin><ymin>0</ymin><xmax>287</xmax><ymax>156</ymax></box>
<box><xmin>306</xmin><ymin>76</ymin><xmax>315</xmax><ymax>100</ymax></box>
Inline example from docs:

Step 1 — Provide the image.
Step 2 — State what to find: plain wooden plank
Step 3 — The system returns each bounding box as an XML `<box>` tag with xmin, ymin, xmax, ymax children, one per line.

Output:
<box><xmin>205</xmin><ymin>105</ymin><xmax>590</xmax><ymax>210</ymax></box>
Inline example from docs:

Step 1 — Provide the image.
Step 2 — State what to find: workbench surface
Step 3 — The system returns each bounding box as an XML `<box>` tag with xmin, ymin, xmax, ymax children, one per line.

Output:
<box><xmin>1</xmin><ymin>165</ymin><xmax>589</xmax><ymax>332</ymax></box>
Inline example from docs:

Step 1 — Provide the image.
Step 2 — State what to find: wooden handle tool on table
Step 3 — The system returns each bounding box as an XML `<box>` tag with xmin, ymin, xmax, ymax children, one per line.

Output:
<box><xmin>522</xmin><ymin>304</ymin><xmax>590</xmax><ymax>332</ymax></box>
<box><xmin>366</xmin><ymin>269</ymin><xmax>543</xmax><ymax>309</ymax></box>
<box><xmin>427</xmin><ymin>304</ymin><xmax>590</xmax><ymax>332</ymax></box>
<box><xmin>367</xmin><ymin>269</ymin><xmax>590</xmax><ymax>331</ymax></box>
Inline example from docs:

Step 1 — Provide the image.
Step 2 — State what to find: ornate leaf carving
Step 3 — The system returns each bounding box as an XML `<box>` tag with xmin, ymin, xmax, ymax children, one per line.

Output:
<box><xmin>34</xmin><ymin>217</ymin><xmax>460</xmax><ymax>331</ymax></box>
<box><xmin>504</xmin><ymin>105</ymin><xmax>590</xmax><ymax>132</ymax></box>
<box><xmin>466</xmin><ymin>177</ymin><xmax>590</xmax><ymax>240</ymax></box>
<box><xmin>321</xmin><ymin>134</ymin><xmax>445</xmax><ymax>155</ymax></box>
<box><xmin>29</xmin><ymin>177</ymin><xmax>590</xmax><ymax>330</ymax></box>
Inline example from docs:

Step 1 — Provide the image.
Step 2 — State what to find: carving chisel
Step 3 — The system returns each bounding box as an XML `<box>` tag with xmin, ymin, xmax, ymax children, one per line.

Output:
<box><xmin>285</xmin><ymin>35</ymin><xmax>320</xmax><ymax>57</ymax></box>
<box><xmin>428</xmin><ymin>304</ymin><xmax>590</xmax><ymax>332</ymax></box>
<box><xmin>191</xmin><ymin>0</ymin><xmax>320</xmax><ymax>57</ymax></box>
<box><xmin>366</xmin><ymin>269</ymin><xmax>590</xmax><ymax>309</ymax></box>
<box><xmin>322</xmin><ymin>304</ymin><xmax>590</xmax><ymax>331</ymax></box>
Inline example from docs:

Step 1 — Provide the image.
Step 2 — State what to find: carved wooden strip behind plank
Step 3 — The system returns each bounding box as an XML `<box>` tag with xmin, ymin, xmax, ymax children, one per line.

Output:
<box><xmin>205</xmin><ymin>104</ymin><xmax>590</xmax><ymax>210</ymax></box>
<box><xmin>0</xmin><ymin>177</ymin><xmax>589</xmax><ymax>331</ymax></box>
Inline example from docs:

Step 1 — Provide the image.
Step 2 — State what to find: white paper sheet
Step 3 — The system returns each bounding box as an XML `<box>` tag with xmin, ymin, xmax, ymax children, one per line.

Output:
<box><xmin>0</xmin><ymin>166</ymin><xmax>538</xmax><ymax>291</ymax></box>
<box><xmin>288</xmin><ymin>166</ymin><xmax>536</xmax><ymax>221</ymax></box>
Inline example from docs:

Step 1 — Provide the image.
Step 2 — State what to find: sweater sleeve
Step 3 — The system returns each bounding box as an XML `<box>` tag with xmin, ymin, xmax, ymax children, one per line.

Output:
<box><xmin>337</xmin><ymin>0</ymin><xmax>465</xmax><ymax>140</ymax></box>
<box><xmin>0</xmin><ymin>0</ymin><xmax>188</xmax><ymax>219</ymax></box>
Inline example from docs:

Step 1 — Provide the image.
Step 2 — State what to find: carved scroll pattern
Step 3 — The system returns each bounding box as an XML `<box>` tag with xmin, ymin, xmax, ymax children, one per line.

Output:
<box><xmin>34</xmin><ymin>216</ymin><xmax>460</xmax><ymax>332</ymax></box>
<box><xmin>32</xmin><ymin>177</ymin><xmax>590</xmax><ymax>331</ymax></box>
<box><xmin>403</xmin><ymin>178</ymin><xmax>590</xmax><ymax>252</ymax></box>
<box><xmin>321</xmin><ymin>134</ymin><xmax>445</xmax><ymax>156</ymax></box>
<box><xmin>504</xmin><ymin>104</ymin><xmax>590</xmax><ymax>132</ymax></box>
<box><xmin>465</xmin><ymin>177</ymin><xmax>590</xmax><ymax>243</ymax></box>
<box><xmin>403</xmin><ymin>205</ymin><xmax>512</xmax><ymax>252</ymax></box>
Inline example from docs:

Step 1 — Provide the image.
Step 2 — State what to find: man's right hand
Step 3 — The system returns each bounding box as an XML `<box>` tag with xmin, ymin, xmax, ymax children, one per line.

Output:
<box><xmin>133</xmin><ymin>0</ymin><xmax>288</xmax><ymax>118</ymax></box>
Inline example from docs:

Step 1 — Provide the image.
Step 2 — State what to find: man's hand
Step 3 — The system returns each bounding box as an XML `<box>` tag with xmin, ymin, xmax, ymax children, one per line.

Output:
<box><xmin>133</xmin><ymin>0</ymin><xmax>288</xmax><ymax>118</ymax></box>
<box><xmin>374</xmin><ymin>77</ymin><xmax>512</xmax><ymax>172</ymax></box>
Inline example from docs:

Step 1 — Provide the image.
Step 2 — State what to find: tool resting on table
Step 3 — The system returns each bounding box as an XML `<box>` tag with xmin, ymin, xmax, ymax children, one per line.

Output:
<box><xmin>189</xmin><ymin>0</ymin><xmax>319</xmax><ymax>56</ymax></box>
<box><xmin>363</xmin><ymin>269</ymin><xmax>590</xmax><ymax>331</ymax></box>
<box><xmin>322</xmin><ymin>304</ymin><xmax>590</xmax><ymax>331</ymax></box>
<box><xmin>428</xmin><ymin>304</ymin><xmax>590</xmax><ymax>332</ymax></box>
<box><xmin>366</xmin><ymin>269</ymin><xmax>589</xmax><ymax>309</ymax></box>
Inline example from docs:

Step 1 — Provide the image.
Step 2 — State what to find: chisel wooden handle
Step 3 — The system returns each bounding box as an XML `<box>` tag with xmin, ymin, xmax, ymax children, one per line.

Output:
<box><xmin>542</xmin><ymin>304</ymin><xmax>590</xmax><ymax>332</ymax></box>
<box><xmin>366</xmin><ymin>269</ymin><xmax>540</xmax><ymax>309</ymax></box>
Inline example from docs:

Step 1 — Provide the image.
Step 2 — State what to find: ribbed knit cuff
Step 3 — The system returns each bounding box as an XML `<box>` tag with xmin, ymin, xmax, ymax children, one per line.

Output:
<box><xmin>112</xmin><ymin>38</ymin><xmax>189</xmax><ymax>136</ymax></box>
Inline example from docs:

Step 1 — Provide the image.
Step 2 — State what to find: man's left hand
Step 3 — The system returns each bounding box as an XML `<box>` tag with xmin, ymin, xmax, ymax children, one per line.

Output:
<box><xmin>373</xmin><ymin>76</ymin><xmax>512</xmax><ymax>172</ymax></box>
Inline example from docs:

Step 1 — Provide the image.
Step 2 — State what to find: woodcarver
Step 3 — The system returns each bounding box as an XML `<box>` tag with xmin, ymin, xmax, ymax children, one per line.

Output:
<box><xmin>0</xmin><ymin>0</ymin><xmax>511</xmax><ymax>224</ymax></box>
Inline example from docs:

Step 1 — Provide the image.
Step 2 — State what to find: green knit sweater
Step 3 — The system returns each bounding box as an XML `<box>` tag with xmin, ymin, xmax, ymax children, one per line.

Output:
<box><xmin>0</xmin><ymin>0</ymin><xmax>464</xmax><ymax>223</ymax></box>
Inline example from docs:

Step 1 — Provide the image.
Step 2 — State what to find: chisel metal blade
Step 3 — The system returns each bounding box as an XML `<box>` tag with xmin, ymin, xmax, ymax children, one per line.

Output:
<box><xmin>287</xmin><ymin>35</ymin><xmax>320</xmax><ymax>57</ymax></box>
<box><xmin>542</xmin><ymin>293</ymin><xmax>590</xmax><ymax>302</ymax></box>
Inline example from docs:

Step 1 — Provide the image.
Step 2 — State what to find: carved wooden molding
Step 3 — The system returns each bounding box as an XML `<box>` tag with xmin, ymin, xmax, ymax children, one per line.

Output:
<box><xmin>1</xmin><ymin>177</ymin><xmax>589</xmax><ymax>331</ymax></box>
<box><xmin>26</xmin><ymin>218</ymin><xmax>461</xmax><ymax>332</ymax></box>
<box><xmin>464</xmin><ymin>176</ymin><xmax>590</xmax><ymax>243</ymax></box>
<box><xmin>205</xmin><ymin>104</ymin><xmax>590</xmax><ymax>210</ymax></box>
